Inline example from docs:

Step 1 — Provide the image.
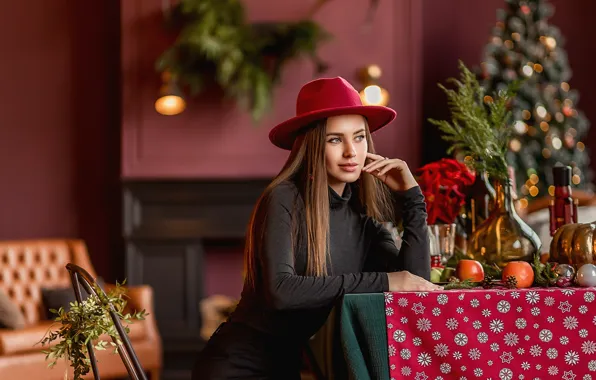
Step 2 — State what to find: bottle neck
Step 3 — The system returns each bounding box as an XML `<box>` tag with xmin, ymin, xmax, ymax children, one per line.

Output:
<box><xmin>495</xmin><ymin>179</ymin><xmax>515</xmax><ymax>213</ymax></box>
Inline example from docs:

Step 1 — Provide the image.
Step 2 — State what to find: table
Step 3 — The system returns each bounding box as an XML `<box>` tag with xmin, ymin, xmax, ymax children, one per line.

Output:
<box><xmin>339</xmin><ymin>287</ymin><xmax>596</xmax><ymax>380</ymax></box>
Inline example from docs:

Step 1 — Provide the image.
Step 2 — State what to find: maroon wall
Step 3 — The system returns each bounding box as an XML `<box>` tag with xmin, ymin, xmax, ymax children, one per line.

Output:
<box><xmin>0</xmin><ymin>1</ymin><xmax>121</xmax><ymax>281</ymax></box>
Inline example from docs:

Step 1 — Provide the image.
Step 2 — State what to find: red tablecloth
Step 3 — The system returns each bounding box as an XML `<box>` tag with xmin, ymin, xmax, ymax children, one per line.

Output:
<box><xmin>385</xmin><ymin>287</ymin><xmax>596</xmax><ymax>380</ymax></box>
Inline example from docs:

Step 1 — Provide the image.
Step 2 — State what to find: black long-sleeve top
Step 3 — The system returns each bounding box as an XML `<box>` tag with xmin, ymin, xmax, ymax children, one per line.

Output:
<box><xmin>230</xmin><ymin>180</ymin><xmax>430</xmax><ymax>341</ymax></box>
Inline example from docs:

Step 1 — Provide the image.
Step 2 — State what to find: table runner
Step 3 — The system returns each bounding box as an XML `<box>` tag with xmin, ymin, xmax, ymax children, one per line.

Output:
<box><xmin>385</xmin><ymin>287</ymin><xmax>596</xmax><ymax>380</ymax></box>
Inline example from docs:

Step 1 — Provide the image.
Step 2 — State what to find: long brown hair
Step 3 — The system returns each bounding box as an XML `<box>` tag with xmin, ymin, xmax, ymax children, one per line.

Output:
<box><xmin>243</xmin><ymin>118</ymin><xmax>395</xmax><ymax>288</ymax></box>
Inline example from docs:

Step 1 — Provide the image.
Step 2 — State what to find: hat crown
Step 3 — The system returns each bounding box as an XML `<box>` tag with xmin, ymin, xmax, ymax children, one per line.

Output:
<box><xmin>296</xmin><ymin>77</ymin><xmax>362</xmax><ymax>116</ymax></box>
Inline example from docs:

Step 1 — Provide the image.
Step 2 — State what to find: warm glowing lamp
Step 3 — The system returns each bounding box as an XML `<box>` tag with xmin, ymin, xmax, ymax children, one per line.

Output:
<box><xmin>155</xmin><ymin>71</ymin><xmax>186</xmax><ymax>116</ymax></box>
<box><xmin>357</xmin><ymin>64</ymin><xmax>390</xmax><ymax>106</ymax></box>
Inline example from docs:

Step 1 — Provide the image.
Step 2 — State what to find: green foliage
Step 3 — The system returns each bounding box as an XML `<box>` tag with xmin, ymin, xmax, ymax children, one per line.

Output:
<box><xmin>156</xmin><ymin>0</ymin><xmax>330</xmax><ymax>121</ymax></box>
<box><xmin>481</xmin><ymin>0</ymin><xmax>593</xmax><ymax>197</ymax></box>
<box><xmin>429</xmin><ymin>60</ymin><xmax>519</xmax><ymax>182</ymax></box>
<box><xmin>531</xmin><ymin>251</ymin><xmax>558</xmax><ymax>287</ymax></box>
<box><xmin>39</xmin><ymin>281</ymin><xmax>147</xmax><ymax>380</ymax></box>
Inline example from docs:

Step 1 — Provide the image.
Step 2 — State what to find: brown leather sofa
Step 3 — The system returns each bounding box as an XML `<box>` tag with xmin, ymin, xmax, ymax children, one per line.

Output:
<box><xmin>0</xmin><ymin>239</ymin><xmax>162</xmax><ymax>379</ymax></box>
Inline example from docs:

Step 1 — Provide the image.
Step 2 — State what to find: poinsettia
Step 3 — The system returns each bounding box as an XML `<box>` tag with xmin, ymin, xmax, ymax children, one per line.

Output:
<box><xmin>417</xmin><ymin>158</ymin><xmax>475</xmax><ymax>225</ymax></box>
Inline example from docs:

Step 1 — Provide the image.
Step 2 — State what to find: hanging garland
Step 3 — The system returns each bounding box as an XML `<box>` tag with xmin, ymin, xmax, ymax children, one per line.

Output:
<box><xmin>155</xmin><ymin>0</ymin><xmax>331</xmax><ymax>121</ymax></box>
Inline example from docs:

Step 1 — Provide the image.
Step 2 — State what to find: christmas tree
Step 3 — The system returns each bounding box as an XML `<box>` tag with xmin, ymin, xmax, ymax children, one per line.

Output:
<box><xmin>480</xmin><ymin>0</ymin><xmax>593</xmax><ymax>206</ymax></box>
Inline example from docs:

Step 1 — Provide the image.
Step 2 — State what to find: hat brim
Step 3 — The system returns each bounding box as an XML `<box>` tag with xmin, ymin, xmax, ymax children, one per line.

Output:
<box><xmin>269</xmin><ymin>105</ymin><xmax>397</xmax><ymax>150</ymax></box>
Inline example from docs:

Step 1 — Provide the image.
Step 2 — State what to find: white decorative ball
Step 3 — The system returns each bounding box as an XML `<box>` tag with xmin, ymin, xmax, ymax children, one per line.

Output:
<box><xmin>576</xmin><ymin>264</ymin><xmax>596</xmax><ymax>287</ymax></box>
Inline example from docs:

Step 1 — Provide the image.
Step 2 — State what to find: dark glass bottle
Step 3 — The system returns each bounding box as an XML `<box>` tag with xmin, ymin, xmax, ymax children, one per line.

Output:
<box><xmin>549</xmin><ymin>166</ymin><xmax>578</xmax><ymax>236</ymax></box>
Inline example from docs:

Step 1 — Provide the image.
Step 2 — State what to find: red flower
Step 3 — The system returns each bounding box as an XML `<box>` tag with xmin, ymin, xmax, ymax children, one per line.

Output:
<box><xmin>417</xmin><ymin>158</ymin><xmax>475</xmax><ymax>225</ymax></box>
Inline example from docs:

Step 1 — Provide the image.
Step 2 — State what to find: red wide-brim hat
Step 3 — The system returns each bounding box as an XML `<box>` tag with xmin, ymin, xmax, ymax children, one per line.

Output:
<box><xmin>269</xmin><ymin>76</ymin><xmax>397</xmax><ymax>150</ymax></box>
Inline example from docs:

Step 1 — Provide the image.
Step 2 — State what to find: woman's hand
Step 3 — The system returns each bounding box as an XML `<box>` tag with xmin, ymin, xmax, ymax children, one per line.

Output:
<box><xmin>387</xmin><ymin>271</ymin><xmax>442</xmax><ymax>292</ymax></box>
<box><xmin>363</xmin><ymin>153</ymin><xmax>419</xmax><ymax>192</ymax></box>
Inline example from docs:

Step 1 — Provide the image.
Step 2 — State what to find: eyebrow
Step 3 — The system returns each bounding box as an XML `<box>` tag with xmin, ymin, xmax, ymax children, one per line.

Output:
<box><xmin>326</xmin><ymin>128</ymin><xmax>366</xmax><ymax>137</ymax></box>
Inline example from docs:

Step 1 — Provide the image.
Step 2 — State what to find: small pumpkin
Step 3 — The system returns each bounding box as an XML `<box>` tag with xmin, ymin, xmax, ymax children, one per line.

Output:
<box><xmin>549</xmin><ymin>221</ymin><xmax>596</xmax><ymax>267</ymax></box>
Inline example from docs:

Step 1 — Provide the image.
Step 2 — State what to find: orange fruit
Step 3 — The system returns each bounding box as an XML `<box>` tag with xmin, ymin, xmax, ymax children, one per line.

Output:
<box><xmin>502</xmin><ymin>261</ymin><xmax>534</xmax><ymax>288</ymax></box>
<box><xmin>456</xmin><ymin>259</ymin><xmax>485</xmax><ymax>282</ymax></box>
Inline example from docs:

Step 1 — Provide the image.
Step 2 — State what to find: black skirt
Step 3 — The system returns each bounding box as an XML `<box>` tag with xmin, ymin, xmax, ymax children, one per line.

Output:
<box><xmin>191</xmin><ymin>321</ymin><xmax>304</xmax><ymax>380</ymax></box>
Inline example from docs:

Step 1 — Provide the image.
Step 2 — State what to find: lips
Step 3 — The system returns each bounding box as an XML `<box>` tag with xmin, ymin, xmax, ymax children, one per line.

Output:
<box><xmin>339</xmin><ymin>163</ymin><xmax>359</xmax><ymax>173</ymax></box>
<box><xmin>339</xmin><ymin>163</ymin><xmax>358</xmax><ymax>167</ymax></box>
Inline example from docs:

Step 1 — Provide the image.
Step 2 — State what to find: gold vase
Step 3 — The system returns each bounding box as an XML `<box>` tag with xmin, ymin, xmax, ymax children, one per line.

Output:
<box><xmin>469</xmin><ymin>179</ymin><xmax>542</xmax><ymax>267</ymax></box>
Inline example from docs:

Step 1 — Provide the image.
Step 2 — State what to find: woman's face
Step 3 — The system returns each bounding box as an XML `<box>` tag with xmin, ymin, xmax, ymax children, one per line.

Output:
<box><xmin>324</xmin><ymin>115</ymin><xmax>369</xmax><ymax>194</ymax></box>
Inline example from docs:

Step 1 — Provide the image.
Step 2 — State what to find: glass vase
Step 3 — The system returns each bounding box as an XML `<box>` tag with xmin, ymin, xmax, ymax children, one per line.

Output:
<box><xmin>428</xmin><ymin>223</ymin><xmax>457</xmax><ymax>266</ymax></box>
<box><xmin>469</xmin><ymin>178</ymin><xmax>542</xmax><ymax>267</ymax></box>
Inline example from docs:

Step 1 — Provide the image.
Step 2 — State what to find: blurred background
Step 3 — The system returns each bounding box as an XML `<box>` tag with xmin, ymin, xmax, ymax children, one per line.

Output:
<box><xmin>0</xmin><ymin>0</ymin><xmax>594</xmax><ymax>379</ymax></box>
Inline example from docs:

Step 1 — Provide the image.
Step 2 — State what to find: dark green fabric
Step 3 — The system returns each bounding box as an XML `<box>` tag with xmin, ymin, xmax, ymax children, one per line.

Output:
<box><xmin>339</xmin><ymin>293</ymin><xmax>389</xmax><ymax>380</ymax></box>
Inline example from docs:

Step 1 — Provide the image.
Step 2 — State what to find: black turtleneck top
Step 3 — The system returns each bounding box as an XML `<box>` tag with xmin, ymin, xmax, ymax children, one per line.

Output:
<box><xmin>230</xmin><ymin>180</ymin><xmax>430</xmax><ymax>342</ymax></box>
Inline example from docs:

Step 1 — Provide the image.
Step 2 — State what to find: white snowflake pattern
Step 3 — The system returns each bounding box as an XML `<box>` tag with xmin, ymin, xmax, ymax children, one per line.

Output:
<box><xmin>461</xmin><ymin>365</ymin><xmax>467</xmax><ymax>372</ymax></box>
<box><xmin>585</xmin><ymin>292</ymin><xmax>595</xmax><ymax>303</ymax></box>
<box><xmin>398</xmin><ymin>298</ymin><xmax>408</xmax><ymax>307</ymax></box>
<box><xmin>579</xmin><ymin>305</ymin><xmax>589</xmax><ymax>314</ymax></box>
<box><xmin>524</xmin><ymin>335</ymin><xmax>530</xmax><ymax>341</ymax></box>
<box><xmin>548</xmin><ymin>366</ymin><xmax>559</xmax><ymax>375</ymax></box>
<box><xmin>536</xmin><ymin>364</ymin><xmax>542</xmax><ymax>370</ymax></box>
<box><xmin>526</xmin><ymin>291</ymin><xmax>540</xmax><ymax>304</ymax></box>
<box><xmin>547</xmin><ymin>316</ymin><xmax>555</xmax><ymax>323</ymax></box>
<box><xmin>593</xmin><ymin>316</ymin><xmax>596</xmax><ymax>326</ymax></box>
<box><xmin>491</xmin><ymin>343</ymin><xmax>500</xmax><ymax>352</ymax></box>
<box><xmin>580</xmin><ymin>329</ymin><xmax>589</xmax><ymax>338</ymax></box>
<box><xmin>516</xmin><ymin>306</ymin><xmax>523</xmax><ymax>313</ymax></box>
<box><xmin>470</xmin><ymin>299</ymin><xmax>480</xmax><ymax>308</ymax></box>
<box><xmin>497</xmin><ymin>290</ymin><xmax>506</xmax><ymax>296</ymax></box>
<box><xmin>473</xmin><ymin>320</ymin><xmax>482</xmax><ymax>329</ymax></box>
<box><xmin>412</xmin><ymin>302</ymin><xmax>425</xmax><ymax>314</ymax></box>
<box><xmin>547</xmin><ymin>347</ymin><xmax>558</xmax><ymax>359</ymax></box>
<box><xmin>521</xmin><ymin>362</ymin><xmax>531</xmax><ymax>370</ymax></box>
<box><xmin>463</xmin><ymin>316</ymin><xmax>469</xmax><ymax>322</ymax></box>
<box><xmin>435</xmin><ymin>377</ymin><xmax>444</xmax><ymax>380</ymax></box>
<box><xmin>388</xmin><ymin>323</ymin><xmax>393</xmax><ymax>329</ymax></box>
<box><xmin>477</xmin><ymin>332</ymin><xmax>489</xmax><ymax>344</ymax></box>
<box><xmin>584</xmin><ymin>375</ymin><xmax>592</xmax><ymax>380</ymax></box>
<box><xmin>401</xmin><ymin>316</ymin><xmax>408</xmax><ymax>324</ymax></box>
<box><xmin>384</xmin><ymin>293</ymin><xmax>394</xmax><ymax>304</ymax></box>
<box><xmin>453</xmin><ymin>351</ymin><xmax>462</xmax><ymax>360</ymax></box>
<box><xmin>500</xmin><ymin>368</ymin><xmax>513</xmax><ymax>380</ymax></box>
<box><xmin>434</xmin><ymin>343</ymin><xmax>449</xmax><ymax>357</ymax></box>
<box><xmin>564</xmin><ymin>316</ymin><xmax>579</xmax><ymax>330</ymax></box>
<box><xmin>418</xmin><ymin>352</ymin><xmax>432</xmax><ymax>367</ymax></box>
<box><xmin>440</xmin><ymin>363</ymin><xmax>451</xmax><ymax>374</ymax></box>
<box><xmin>437</xmin><ymin>294</ymin><xmax>448</xmax><ymax>305</ymax></box>
<box><xmin>562</xmin><ymin>289</ymin><xmax>576</xmax><ymax>296</ymax></box>
<box><xmin>515</xmin><ymin>318</ymin><xmax>527</xmax><ymax>329</ymax></box>
<box><xmin>531</xmin><ymin>307</ymin><xmax>540</xmax><ymax>316</ymax></box>
<box><xmin>559</xmin><ymin>300</ymin><xmax>573</xmax><ymax>313</ymax></box>
<box><xmin>490</xmin><ymin>319</ymin><xmax>505</xmax><ymax>333</ymax></box>
<box><xmin>510</xmin><ymin>291</ymin><xmax>520</xmax><ymax>299</ymax></box>
<box><xmin>482</xmin><ymin>309</ymin><xmax>492</xmax><ymax>317</ymax></box>
<box><xmin>497</xmin><ymin>300</ymin><xmax>511</xmax><ymax>313</ymax></box>
<box><xmin>401</xmin><ymin>366</ymin><xmax>411</xmax><ymax>376</ymax></box>
<box><xmin>485</xmin><ymin>294</ymin><xmax>491</xmax><ymax>300</ymax></box>
<box><xmin>417</xmin><ymin>318</ymin><xmax>432</xmax><ymax>332</ymax></box>
<box><xmin>561</xmin><ymin>336</ymin><xmax>570</xmax><ymax>345</ymax></box>
<box><xmin>432</xmin><ymin>331</ymin><xmax>441</xmax><ymax>341</ymax></box>
<box><xmin>456</xmin><ymin>307</ymin><xmax>464</xmax><ymax>314</ymax></box>
<box><xmin>389</xmin><ymin>345</ymin><xmax>396</xmax><ymax>356</ymax></box>
<box><xmin>500</xmin><ymin>352</ymin><xmax>514</xmax><ymax>364</ymax></box>
<box><xmin>468</xmin><ymin>348</ymin><xmax>481</xmax><ymax>360</ymax></box>
<box><xmin>474</xmin><ymin>368</ymin><xmax>483</xmax><ymax>377</ymax></box>
<box><xmin>393</xmin><ymin>330</ymin><xmax>406</xmax><ymax>343</ymax></box>
<box><xmin>446</xmin><ymin>318</ymin><xmax>459</xmax><ymax>330</ymax></box>
<box><xmin>432</xmin><ymin>307</ymin><xmax>441</xmax><ymax>317</ymax></box>
<box><xmin>414</xmin><ymin>373</ymin><xmax>428</xmax><ymax>380</ymax></box>
<box><xmin>454</xmin><ymin>333</ymin><xmax>468</xmax><ymax>346</ymax></box>
<box><xmin>589</xmin><ymin>360</ymin><xmax>596</xmax><ymax>371</ymax></box>
<box><xmin>390</xmin><ymin>364</ymin><xmax>396</xmax><ymax>370</ymax></box>
<box><xmin>530</xmin><ymin>345</ymin><xmax>542</xmax><ymax>357</ymax></box>
<box><xmin>532</xmin><ymin>323</ymin><xmax>539</xmax><ymax>329</ymax></box>
<box><xmin>400</xmin><ymin>348</ymin><xmax>411</xmax><ymax>359</ymax></box>
<box><xmin>582</xmin><ymin>341</ymin><xmax>596</xmax><ymax>355</ymax></box>
<box><xmin>386</xmin><ymin>307</ymin><xmax>394</xmax><ymax>316</ymax></box>
<box><xmin>488</xmin><ymin>360</ymin><xmax>493</xmax><ymax>366</ymax></box>
<box><xmin>517</xmin><ymin>348</ymin><xmax>525</xmax><ymax>355</ymax></box>
<box><xmin>504</xmin><ymin>332</ymin><xmax>519</xmax><ymax>346</ymax></box>
<box><xmin>416</xmin><ymin>292</ymin><xmax>429</xmax><ymax>298</ymax></box>
<box><xmin>458</xmin><ymin>294</ymin><xmax>465</xmax><ymax>300</ymax></box>
<box><xmin>565</xmin><ymin>350</ymin><xmax>580</xmax><ymax>365</ymax></box>
<box><xmin>413</xmin><ymin>337</ymin><xmax>422</xmax><ymax>346</ymax></box>
<box><xmin>539</xmin><ymin>329</ymin><xmax>553</xmax><ymax>342</ymax></box>
<box><xmin>544</xmin><ymin>296</ymin><xmax>555</xmax><ymax>306</ymax></box>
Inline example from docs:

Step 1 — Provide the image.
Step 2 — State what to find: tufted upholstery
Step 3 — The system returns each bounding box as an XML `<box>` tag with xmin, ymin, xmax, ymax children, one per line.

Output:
<box><xmin>0</xmin><ymin>239</ymin><xmax>162</xmax><ymax>379</ymax></box>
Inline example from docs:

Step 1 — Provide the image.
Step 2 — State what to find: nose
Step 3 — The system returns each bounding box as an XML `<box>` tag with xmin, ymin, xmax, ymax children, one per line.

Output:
<box><xmin>343</xmin><ymin>141</ymin><xmax>356</xmax><ymax>158</ymax></box>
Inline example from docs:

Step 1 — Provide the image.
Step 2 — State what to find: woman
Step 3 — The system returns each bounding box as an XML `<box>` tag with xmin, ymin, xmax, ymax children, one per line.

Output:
<box><xmin>191</xmin><ymin>77</ymin><xmax>439</xmax><ymax>379</ymax></box>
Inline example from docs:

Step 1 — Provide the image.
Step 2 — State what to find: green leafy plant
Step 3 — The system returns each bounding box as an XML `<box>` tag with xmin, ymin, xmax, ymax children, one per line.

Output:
<box><xmin>428</xmin><ymin>60</ymin><xmax>521</xmax><ymax>182</ymax></box>
<box><xmin>39</xmin><ymin>281</ymin><xmax>147</xmax><ymax>380</ymax></box>
<box><xmin>156</xmin><ymin>0</ymin><xmax>331</xmax><ymax>121</ymax></box>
